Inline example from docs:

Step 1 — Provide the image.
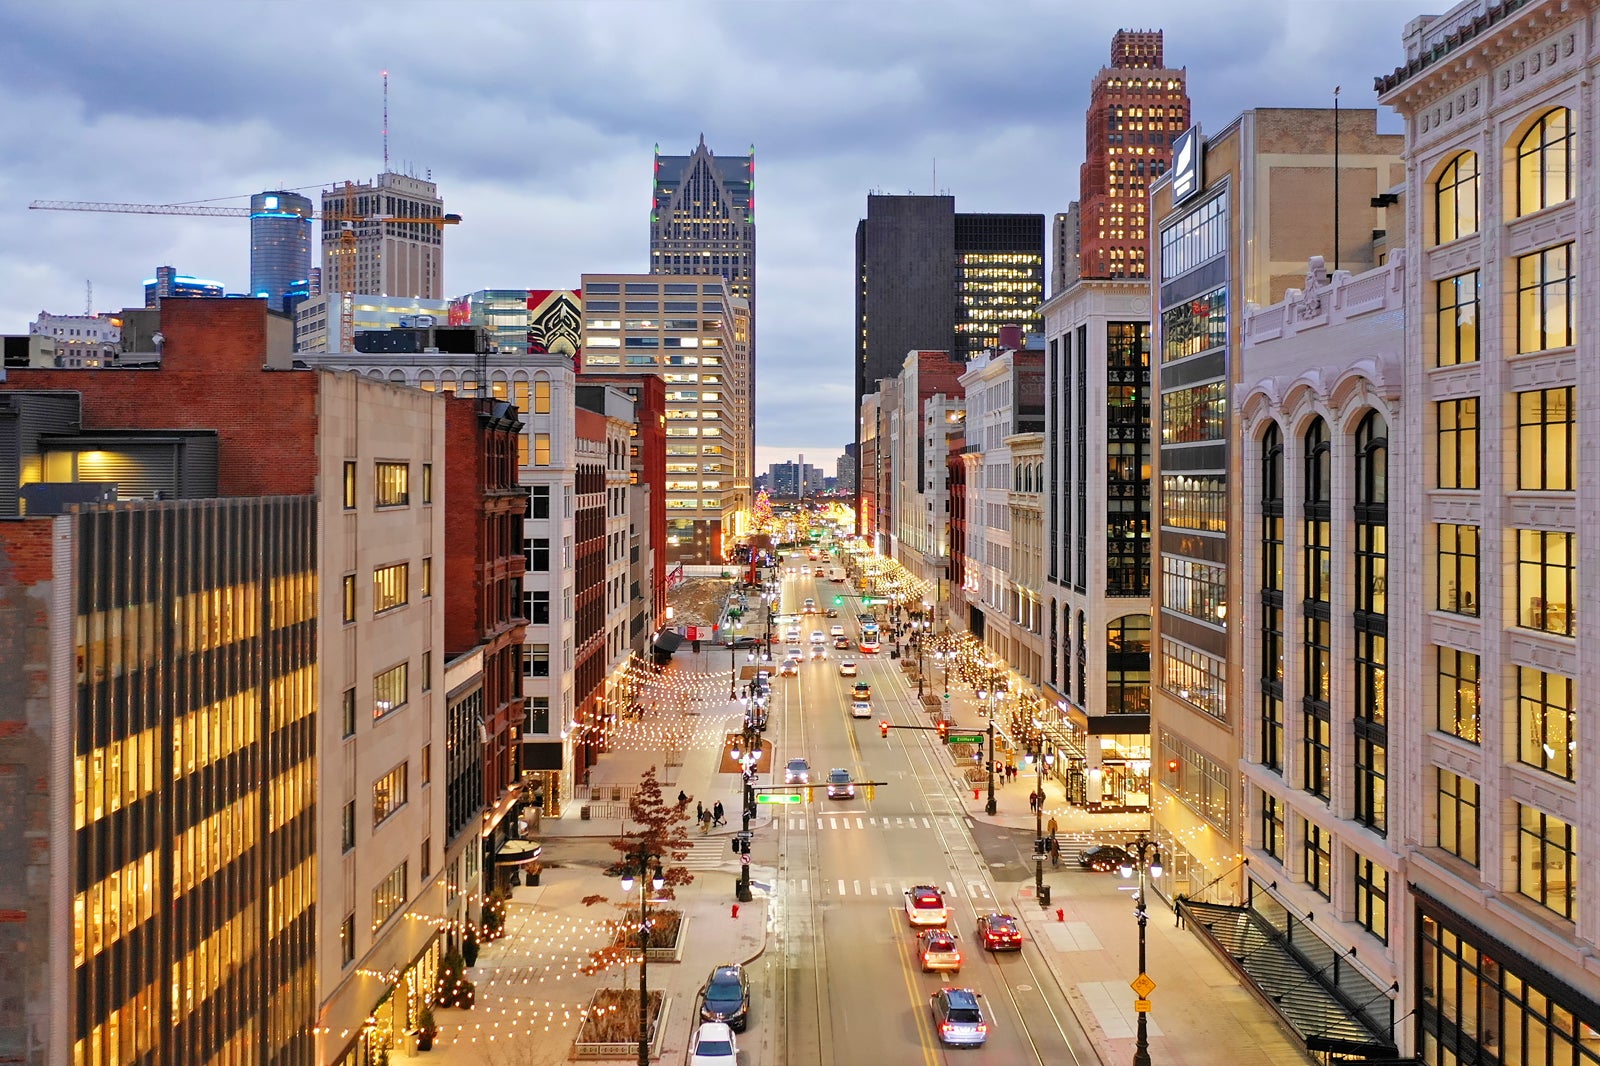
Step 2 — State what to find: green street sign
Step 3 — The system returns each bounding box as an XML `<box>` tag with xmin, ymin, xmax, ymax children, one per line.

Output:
<box><xmin>946</xmin><ymin>733</ymin><xmax>984</xmax><ymax>745</ymax></box>
<box><xmin>756</xmin><ymin>793</ymin><xmax>803</xmax><ymax>804</ymax></box>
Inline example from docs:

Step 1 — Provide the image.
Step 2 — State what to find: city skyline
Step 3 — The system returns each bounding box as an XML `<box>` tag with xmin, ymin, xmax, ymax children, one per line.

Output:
<box><xmin>2</xmin><ymin>1</ymin><xmax>1415</xmax><ymax>460</ymax></box>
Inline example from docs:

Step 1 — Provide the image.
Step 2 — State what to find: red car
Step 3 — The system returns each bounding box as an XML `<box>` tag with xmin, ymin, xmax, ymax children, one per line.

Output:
<box><xmin>975</xmin><ymin>913</ymin><xmax>1022</xmax><ymax>951</ymax></box>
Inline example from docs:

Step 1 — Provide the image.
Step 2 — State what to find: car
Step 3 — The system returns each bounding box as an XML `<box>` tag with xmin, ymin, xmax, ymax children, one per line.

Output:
<box><xmin>852</xmin><ymin>679</ymin><xmax>871</xmax><ymax>697</ymax></box>
<box><xmin>784</xmin><ymin>758</ymin><xmax>811</xmax><ymax>784</ymax></box>
<box><xmin>783</xmin><ymin>627</ymin><xmax>801</xmax><ymax>643</ymax></box>
<box><xmin>826</xmin><ymin>767</ymin><xmax>855</xmax><ymax>799</ymax></box>
<box><xmin>688</xmin><ymin>1021</ymin><xmax>739</xmax><ymax>1066</ymax></box>
<box><xmin>838</xmin><ymin>661</ymin><xmax>858</xmax><ymax>677</ymax></box>
<box><xmin>1079</xmin><ymin>844</ymin><xmax>1135</xmax><ymax>872</ymax></box>
<box><xmin>850</xmin><ymin>700</ymin><xmax>872</xmax><ymax>718</ymax></box>
<box><xmin>824</xmin><ymin>607</ymin><xmax>839</xmax><ymax>618</ymax></box>
<box><xmin>829</xmin><ymin>624</ymin><xmax>846</xmax><ymax>637</ymax></box>
<box><xmin>833</xmin><ymin>635</ymin><xmax>852</xmax><ymax>650</ymax></box>
<box><xmin>929</xmin><ymin>987</ymin><xmax>988</xmax><ymax>1046</ymax></box>
<box><xmin>803</xmin><ymin>598</ymin><xmax>817</xmax><ymax>613</ymax></box>
<box><xmin>810</xmin><ymin>644</ymin><xmax>828</xmax><ymax>659</ymax></box>
<box><xmin>785</xmin><ymin>646</ymin><xmax>804</xmax><ymax>662</ymax></box>
<box><xmin>698</xmin><ymin>964</ymin><xmax>749</xmax><ymax>1031</ymax></box>
<box><xmin>722</xmin><ymin>634</ymin><xmax>760</xmax><ymax>649</ymax></box>
<box><xmin>857</xmin><ymin>613</ymin><xmax>876</xmax><ymax>626</ymax></box>
<box><xmin>810</xmin><ymin>630</ymin><xmax>827</xmax><ymax>644</ymax></box>
<box><xmin>904</xmin><ymin>885</ymin><xmax>948</xmax><ymax>926</ymax></box>
<box><xmin>778</xmin><ymin>658</ymin><xmax>799</xmax><ymax>677</ymax></box>
<box><xmin>916</xmin><ymin>929</ymin><xmax>963</xmax><ymax>973</ymax></box>
<box><xmin>975</xmin><ymin>912</ymin><xmax>1022</xmax><ymax>951</ymax></box>
<box><xmin>814</xmin><ymin>566</ymin><xmax>825</xmax><ymax>577</ymax></box>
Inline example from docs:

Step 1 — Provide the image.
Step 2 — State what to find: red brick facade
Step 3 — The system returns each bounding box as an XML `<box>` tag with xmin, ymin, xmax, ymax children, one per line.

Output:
<box><xmin>581</xmin><ymin>373</ymin><xmax>667</xmax><ymax>628</ymax></box>
<box><xmin>572</xmin><ymin>408</ymin><xmax>607</xmax><ymax>772</ymax></box>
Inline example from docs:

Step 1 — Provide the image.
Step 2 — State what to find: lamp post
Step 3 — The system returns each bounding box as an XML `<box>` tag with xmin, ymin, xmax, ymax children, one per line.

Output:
<box><xmin>977</xmin><ymin>660</ymin><xmax>1000</xmax><ymax>816</ymax></box>
<box><xmin>914</xmin><ymin>619</ymin><xmax>926</xmax><ymax>698</ymax></box>
<box><xmin>1028</xmin><ymin>718</ymin><xmax>1050</xmax><ymax>899</ymax></box>
<box><xmin>727</xmin><ymin>617</ymin><xmax>742</xmax><ymax>699</ymax></box>
<box><xmin>731</xmin><ymin>723</ymin><xmax>762</xmax><ymax>902</ymax></box>
<box><xmin>619</xmin><ymin>848</ymin><xmax>665</xmax><ymax>1066</ymax></box>
<box><xmin>1119</xmin><ymin>836</ymin><xmax>1164</xmax><ymax>1066</ymax></box>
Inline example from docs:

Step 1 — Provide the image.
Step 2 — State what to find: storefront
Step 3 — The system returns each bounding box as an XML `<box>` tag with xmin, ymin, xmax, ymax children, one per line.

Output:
<box><xmin>1087</xmin><ymin>726</ymin><xmax>1150</xmax><ymax>810</ymax></box>
<box><xmin>332</xmin><ymin>939</ymin><xmax>443</xmax><ymax>1066</ymax></box>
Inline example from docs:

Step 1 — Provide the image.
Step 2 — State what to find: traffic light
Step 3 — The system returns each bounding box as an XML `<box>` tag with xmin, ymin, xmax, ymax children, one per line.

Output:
<box><xmin>937</xmin><ymin>720</ymin><xmax>949</xmax><ymax>741</ymax></box>
<box><xmin>833</xmin><ymin>595</ymin><xmax>844</xmax><ymax>606</ymax></box>
<box><xmin>866</xmin><ymin>784</ymin><xmax>876</xmax><ymax>801</ymax></box>
<box><xmin>879</xmin><ymin>720</ymin><xmax>891</xmax><ymax>739</ymax></box>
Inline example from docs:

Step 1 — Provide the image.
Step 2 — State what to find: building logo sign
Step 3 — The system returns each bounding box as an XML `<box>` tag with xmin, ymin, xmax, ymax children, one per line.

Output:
<box><xmin>1171</xmin><ymin>125</ymin><xmax>1204</xmax><ymax>205</ymax></box>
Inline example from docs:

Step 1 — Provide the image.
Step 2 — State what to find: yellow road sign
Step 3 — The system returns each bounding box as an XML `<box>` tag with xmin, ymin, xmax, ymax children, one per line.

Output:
<box><xmin>1131</xmin><ymin>973</ymin><xmax>1156</xmax><ymax>998</ymax></box>
<box><xmin>1134</xmin><ymin>997</ymin><xmax>1153</xmax><ymax>1013</ymax></box>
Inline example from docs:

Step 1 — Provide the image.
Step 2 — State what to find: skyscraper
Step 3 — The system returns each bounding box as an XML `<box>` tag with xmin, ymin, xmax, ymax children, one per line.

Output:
<box><xmin>250</xmin><ymin>190</ymin><xmax>314</xmax><ymax>311</ymax></box>
<box><xmin>320</xmin><ymin>173</ymin><xmax>446</xmax><ymax>300</ymax></box>
<box><xmin>1077</xmin><ymin>30</ymin><xmax>1190</xmax><ymax>280</ymax></box>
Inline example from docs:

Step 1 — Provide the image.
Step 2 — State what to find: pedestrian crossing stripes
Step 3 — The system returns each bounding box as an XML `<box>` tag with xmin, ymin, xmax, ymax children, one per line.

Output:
<box><xmin>764</xmin><ymin>878</ymin><xmax>993</xmax><ymax>901</ymax></box>
<box><xmin>782</xmin><ymin>814</ymin><xmax>965</xmax><ymax>831</ymax></box>
<box><xmin>679</xmin><ymin>838</ymin><xmax>735</xmax><ymax>870</ymax></box>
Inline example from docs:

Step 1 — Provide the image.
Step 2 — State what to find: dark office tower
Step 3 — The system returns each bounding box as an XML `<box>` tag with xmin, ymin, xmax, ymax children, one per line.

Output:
<box><xmin>1077</xmin><ymin>29</ymin><xmax>1190</xmax><ymax>279</ymax></box>
<box><xmin>854</xmin><ymin>194</ymin><xmax>1044</xmax><ymax>424</ymax></box>
<box><xmin>250</xmin><ymin>190</ymin><xmax>314</xmax><ymax>311</ymax></box>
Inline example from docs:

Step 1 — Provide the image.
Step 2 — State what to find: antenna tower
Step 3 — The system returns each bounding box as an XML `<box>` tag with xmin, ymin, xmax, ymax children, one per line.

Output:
<box><xmin>85</xmin><ymin>280</ymin><xmax>92</xmax><ymax>316</ymax></box>
<box><xmin>382</xmin><ymin>70</ymin><xmax>389</xmax><ymax>173</ymax></box>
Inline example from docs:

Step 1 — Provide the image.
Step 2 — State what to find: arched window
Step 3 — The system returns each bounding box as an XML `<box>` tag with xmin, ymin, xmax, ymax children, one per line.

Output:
<box><xmin>1435</xmin><ymin>151</ymin><xmax>1479</xmax><ymax>243</ymax></box>
<box><xmin>1353</xmin><ymin>410</ymin><xmax>1389</xmax><ymax>834</ymax></box>
<box><xmin>1356</xmin><ymin>411</ymin><xmax>1388</xmax><ymax>508</ymax></box>
<box><xmin>1517</xmin><ymin>109</ymin><xmax>1574</xmax><ymax>216</ymax></box>
<box><xmin>1261</xmin><ymin>424</ymin><xmax>1284</xmax><ymax>507</ymax></box>
<box><xmin>1105</xmin><ymin>614</ymin><xmax>1151</xmax><ymax>715</ymax></box>
<box><xmin>1259</xmin><ymin>423</ymin><xmax>1286</xmax><ymax>773</ymax></box>
<box><xmin>1304</xmin><ymin>419</ymin><xmax>1331</xmax><ymax>507</ymax></box>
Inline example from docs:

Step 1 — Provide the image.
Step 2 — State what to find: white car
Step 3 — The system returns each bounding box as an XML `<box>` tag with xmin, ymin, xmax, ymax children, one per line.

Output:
<box><xmin>810</xmin><ymin>630</ymin><xmax>827</xmax><ymax>645</ymax></box>
<box><xmin>838</xmin><ymin>661</ymin><xmax>858</xmax><ymax>677</ymax></box>
<box><xmin>785</xmin><ymin>646</ymin><xmax>804</xmax><ymax>662</ymax></box>
<box><xmin>850</xmin><ymin>700</ymin><xmax>872</xmax><ymax>719</ymax></box>
<box><xmin>784</xmin><ymin>628</ymin><xmax>801</xmax><ymax>643</ymax></box>
<box><xmin>811</xmin><ymin>643</ymin><xmax>827</xmax><ymax>659</ymax></box>
<box><xmin>830</xmin><ymin>625</ymin><xmax>846</xmax><ymax>637</ymax></box>
<box><xmin>905</xmin><ymin>885</ymin><xmax>949</xmax><ymax>926</ymax></box>
<box><xmin>689</xmin><ymin>1022</ymin><xmax>738</xmax><ymax>1066</ymax></box>
<box><xmin>778</xmin><ymin>658</ymin><xmax>799</xmax><ymax>677</ymax></box>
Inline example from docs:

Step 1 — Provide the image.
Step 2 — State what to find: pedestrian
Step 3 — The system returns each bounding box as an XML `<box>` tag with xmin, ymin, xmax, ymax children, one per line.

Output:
<box><xmin>700</xmin><ymin>809</ymin><xmax>713</xmax><ymax>833</ymax></box>
<box><xmin>1049</xmin><ymin>837</ymin><xmax>1061</xmax><ymax>867</ymax></box>
<box><xmin>1047</xmin><ymin>815</ymin><xmax>1058</xmax><ymax>839</ymax></box>
<box><xmin>678</xmin><ymin>790</ymin><xmax>689</xmax><ymax>807</ymax></box>
<box><xmin>696</xmin><ymin>800</ymin><xmax>705</xmax><ymax>824</ymax></box>
<box><xmin>1028</xmin><ymin>790</ymin><xmax>1038</xmax><ymax>812</ymax></box>
<box><xmin>713</xmin><ymin>800</ymin><xmax>725</xmax><ymax>826</ymax></box>
<box><xmin>1174</xmin><ymin>894</ymin><xmax>1187</xmax><ymax>928</ymax></box>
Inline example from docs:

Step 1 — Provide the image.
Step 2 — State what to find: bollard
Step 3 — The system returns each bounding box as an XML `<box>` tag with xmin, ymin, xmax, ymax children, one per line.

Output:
<box><xmin>1056</xmin><ymin>908</ymin><xmax>1065</xmax><ymax>923</ymax></box>
<box><xmin>973</xmin><ymin>787</ymin><xmax>980</xmax><ymax>800</ymax></box>
<box><xmin>731</xmin><ymin>903</ymin><xmax>740</xmax><ymax>919</ymax></box>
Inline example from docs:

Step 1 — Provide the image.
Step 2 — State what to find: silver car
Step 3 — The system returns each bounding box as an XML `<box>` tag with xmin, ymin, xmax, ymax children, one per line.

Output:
<box><xmin>929</xmin><ymin>987</ymin><xmax>988</xmax><ymax>1046</ymax></box>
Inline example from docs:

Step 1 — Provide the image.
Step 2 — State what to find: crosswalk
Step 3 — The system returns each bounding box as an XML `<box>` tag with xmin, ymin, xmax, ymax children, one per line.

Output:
<box><xmin>779</xmin><ymin>814</ymin><xmax>966</xmax><ymax>832</ymax></box>
<box><xmin>767</xmin><ymin>877</ymin><xmax>993</xmax><ymax>901</ymax></box>
<box><xmin>679</xmin><ymin>838</ymin><xmax>737</xmax><ymax>870</ymax></box>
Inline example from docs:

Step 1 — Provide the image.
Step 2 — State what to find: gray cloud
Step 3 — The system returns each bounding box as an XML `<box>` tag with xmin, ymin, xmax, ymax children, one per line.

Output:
<box><xmin>0</xmin><ymin>0</ymin><xmax>1419</xmax><ymax>460</ymax></box>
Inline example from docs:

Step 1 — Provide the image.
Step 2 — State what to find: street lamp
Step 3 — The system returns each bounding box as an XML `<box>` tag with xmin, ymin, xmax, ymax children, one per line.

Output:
<box><xmin>976</xmin><ymin>660</ymin><xmax>1001</xmax><ymax>816</ymax></box>
<box><xmin>730</xmin><ymin>723</ymin><xmax>763</xmax><ymax>902</ymax></box>
<box><xmin>728</xmin><ymin>617</ymin><xmax>743</xmax><ymax>698</ymax></box>
<box><xmin>619</xmin><ymin>848</ymin><xmax>666</xmax><ymax>1066</ymax></box>
<box><xmin>914</xmin><ymin>619</ymin><xmax>927</xmax><ymax>698</ymax></box>
<box><xmin>1119</xmin><ymin>837</ymin><xmax>1164</xmax><ymax>1066</ymax></box>
<box><xmin>1027</xmin><ymin>720</ymin><xmax>1052</xmax><ymax>900</ymax></box>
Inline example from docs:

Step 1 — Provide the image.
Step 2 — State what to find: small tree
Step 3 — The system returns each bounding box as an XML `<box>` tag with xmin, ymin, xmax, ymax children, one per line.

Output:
<box><xmin>581</xmin><ymin>764</ymin><xmax>694</xmax><ymax>908</ymax></box>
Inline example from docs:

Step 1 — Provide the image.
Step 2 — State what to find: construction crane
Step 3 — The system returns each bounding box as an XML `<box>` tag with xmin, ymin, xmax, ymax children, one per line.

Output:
<box><xmin>30</xmin><ymin>192</ymin><xmax>462</xmax><ymax>349</ymax></box>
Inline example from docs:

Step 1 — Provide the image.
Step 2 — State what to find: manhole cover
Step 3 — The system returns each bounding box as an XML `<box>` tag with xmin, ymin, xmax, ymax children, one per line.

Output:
<box><xmin>1015</xmin><ymin>984</ymin><xmax>1033</xmax><ymax>992</ymax></box>
<box><xmin>990</xmin><ymin>861</ymin><xmax>1008</xmax><ymax>868</ymax></box>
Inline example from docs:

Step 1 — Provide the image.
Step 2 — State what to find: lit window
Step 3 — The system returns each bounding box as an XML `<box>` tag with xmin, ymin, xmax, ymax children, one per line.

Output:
<box><xmin>372</xmin><ymin>762</ymin><xmax>408</xmax><ymax>826</ymax></box>
<box><xmin>342</xmin><ymin>575</ymin><xmax>357</xmax><ymax>624</ymax></box>
<box><xmin>1516</xmin><ymin>806</ymin><xmax>1575</xmax><ymax>920</ymax></box>
<box><xmin>343</xmin><ymin>461</ymin><xmax>357</xmax><ymax>509</ymax></box>
<box><xmin>372</xmin><ymin>563</ymin><xmax>408</xmax><ymax>614</ymax></box>
<box><xmin>1516</xmin><ymin>529</ymin><xmax>1575</xmax><ymax>636</ymax></box>
<box><xmin>1516</xmin><ymin>109</ymin><xmax>1574</xmax><ymax>216</ymax></box>
<box><xmin>1435</xmin><ymin>646</ymin><xmax>1480</xmax><ymax>743</ymax></box>
<box><xmin>1517</xmin><ymin>386</ymin><xmax>1574</xmax><ymax>491</ymax></box>
<box><xmin>373</xmin><ymin>662</ymin><xmax>408</xmax><ymax>720</ymax></box>
<box><xmin>1517</xmin><ymin>244</ymin><xmax>1574</xmax><ymax>353</ymax></box>
<box><xmin>534</xmin><ymin>380</ymin><xmax>551</xmax><ymax>414</ymax></box>
<box><xmin>1517</xmin><ymin>667</ymin><xmax>1575</xmax><ymax>780</ymax></box>
<box><xmin>1435</xmin><ymin>769</ymin><xmax>1479</xmax><ymax>865</ymax></box>
<box><xmin>422</xmin><ymin>464</ymin><xmax>433</xmax><ymax>504</ymax></box>
<box><xmin>1435</xmin><ymin>524</ymin><xmax>1479</xmax><ymax>615</ymax></box>
<box><xmin>1436</xmin><ymin>398</ymin><xmax>1479</xmax><ymax>489</ymax></box>
<box><xmin>1434</xmin><ymin>272</ymin><xmax>1478</xmax><ymax>366</ymax></box>
<box><xmin>534</xmin><ymin>433</ymin><xmax>551</xmax><ymax>466</ymax></box>
<box><xmin>1433</xmin><ymin>152</ymin><xmax>1478</xmax><ymax>243</ymax></box>
<box><xmin>374</xmin><ymin>462</ymin><xmax>409</xmax><ymax>507</ymax></box>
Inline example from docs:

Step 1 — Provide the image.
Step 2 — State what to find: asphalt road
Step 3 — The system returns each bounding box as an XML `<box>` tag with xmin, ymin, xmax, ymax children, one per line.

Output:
<box><xmin>738</xmin><ymin>569</ymin><xmax>1100</xmax><ymax>1066</ymax></box>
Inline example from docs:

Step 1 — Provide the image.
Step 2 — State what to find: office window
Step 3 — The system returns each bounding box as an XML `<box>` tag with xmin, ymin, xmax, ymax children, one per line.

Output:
<box><xmin>528</xmin><ymin>696</ymin><xmax>550</xmax><ymax>733</ymax></box>
<box><xmin>528</xmin><ymin>644</ymin><xmax>550</xmax><ymax>678</ymax></box>
<box><xmin>533</xmin><ymin>379</ymin><xmax>551</xmax><ymax>414</ymax></box>
<box><xmin>1517</xmin><ymin>386</ymin><xmax>1574</xmax><ymax>491</ymax></box>
<box><xmin>1303</xmin><ymin>707</ymin><xmax>1331</xmax><ymax>801</ymax></box>
<box><xmin>530</xmin><ymin>590</ymin><xmax>550</xmax><ymax>624</ymax></box>
<box><xmin>373</xmin><ymin>762</ymin><xmax>408</xmax><ymax>827</ymax></box>
<box><xmin>1436</xmin><ymin>524</ymin><xmax>1479</xmax><ymax>615</ymax></box>
<box><xmin>1304</xmin><ymin>615</ymin><xmax>1331</xmax><ymax>704</ymax></box>
<box><xmin>421</xmin><ymin>744</ymin><xmax>432</xmax><ymax>786</ymax></box>
<box><xmin>420</xmin><ymin>651</ymin><xmax>432</xmax><ymax>693</ymax></box>
<box><xmin>373</xmin><ymin>563</ymin><xmax>408</xmax><ymax>614</ymax></box>
<box><xmin>1303</xmin><ymin>819</ymin><xmax>1332</xmax><ymax>898</ymax></box>
<box><xmin>371</xmin><ymin>861</ymin><xmax>408</xmax><ymax>932</ymax></box>
<box><xmin>530</xmin><ymin>485</ymin><xmax>551</xmax><ymax>519</ymax></box>
<box><xmin>374</xmin><ymin>462</ymin><xmax>409</xmax><ymax>507</ymax></box>
<box><xmin>1516</xmin><ymin>108</ymin><xmax>1573</xmax><ymax>216</ymax></box>
<box><xmin>1437</xmin><ymin>398</ymin><xmax>1479</xmax><ymax>489</ymax></box>
<box><xmin>529</xmin><ymin>538</ymin><xmax>550</xmax><ymax>572</ymax></box>
<box><xmin>1261</xmin><ymin>692</ymin><xmax>1284</xmax><ymax>773</ymax></box>
<box><xmin>1353</xmin><ymin>732</ymin><xmax>1387</xmax><ymax>835</ymax></box>
<box><xmin>1352</xmin><ymin>857</ymin><xmax>1388</xmax><ymax>943</ymax></box>
<box><xmin>1516</xmin><ymin>529</ymin><xmax>1575</xmax><ymax>636</ymax></box>
<box><xmin>373</xmin><ymin>662</ymin><xmax>408</xmax><ymax>720</ymax></box>
<box><xmin>1304</xmin><ymin>419</ymin><xmax>1331</xmax><ymax>602</ymax></box>
<box><xmin>343</xmin><ymin>461</ymin><xmax>357</xmax><ymax>509</ymax></box>
<box><xmin>1436</xmin><ymin>769</ymin><xmax>1479</xmax><ymax>866</ymax></box>
<box><xmin>341</xmin><ymin>914</ymin><xmax>355</xmax><ymax>966</ymax></box>
<box><xmin>1435</xmin><ymin>272</ymin><xmax>1479</xmax><ymax>366</ymax></box>
<box><xmin>1436</xmin><ymin>647</ymin><xmax>1480</xmax><ymax>743</ymax></box>
<box><xmin>534</xmin><ymin>433</ymin><xmax>551</xmax><ymax>466</ymax></box>
<box><xmin>1517</xmin><ymin>244</ymin><xmax>1574</xmax><ymax>353</ymax></box>
<box><xmin>1260</xmin><ymin>791</ymin><xmax>1285</xmax><ymax>860</ymax></box>
<box><xmin>342</xmin><ymin>688</ymin><xmax>356</xmax><ymax>739</ymax></box>
<box><xmin>421</xmin><ymin>557</ymin><xmax>432</xmax><ymax>598</ymax></box>
<box><xmin>342</xmin><ymin>574</ymin><xmax>357</xmax><ymax>624</ymax></box>
<box><xmin>1517</xmin><ymin>667</ymin><xmax>1575</xmax><ymax>780</ymax></box>
<box><xmin>421</xmin><ymin>837</ymin><xmax>431</xmax><ymax>879</ymax></box>
<box><xmin>1516</xmin><ymin>807</ymin><xmax>1576</xmax><ymax>921</ymax></box>
<box><xmin>422</xmin><ymin>463</ymin><xmax>433</xmax><ymax>504</ymax></box>
<box><xmin>1261</xmin><ymin>425</ymin><xmax>1285</xmax><ymax>591</ymax></box>
<box><xmin>341</xmin><ymin>801</ymin><xmax>355</xmax><ymax>853</ymax></box>
<box><xmin>1434</xmin><ymin>151</ymin><xmax>1478</xmax><ymax>243</ymax></box>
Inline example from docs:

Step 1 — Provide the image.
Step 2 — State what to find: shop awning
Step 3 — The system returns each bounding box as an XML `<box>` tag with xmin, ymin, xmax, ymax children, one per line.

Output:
<box><xmin>652</xmin><ymin>630</ymin><xmax>684</xmax><ymax>654</ymax></box>
<box><xmin>520</xmin><ymin>739</ymin><xmax>563</xmax><ymax>770</ymax></box>
<box><xmin>494</xmin><ymin>839</ymin><xmax>543</xmax><ymax>867</ymax></box>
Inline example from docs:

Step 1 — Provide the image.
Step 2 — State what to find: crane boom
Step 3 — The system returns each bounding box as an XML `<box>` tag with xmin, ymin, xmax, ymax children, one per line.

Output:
<box><xmin>28</xmin><ymin>200</ymin><xmax>462</xmax><ymax>226</ymax></box>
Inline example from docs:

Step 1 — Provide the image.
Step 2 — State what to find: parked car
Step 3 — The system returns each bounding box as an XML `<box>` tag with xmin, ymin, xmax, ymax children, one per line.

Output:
<box><xmin>697</xmin><ymin>964</ymin><xmax>749</xmax><ymax>1031</ymax></box>
<box><xmin>688</xmin><ymin>1022</ymin><xmax>739</xmax><ymax>1066</ymax></box>
<box><xmin>929</xmin><ymin>987</ymin><xmax>988</xmax><ymax>1046</ymax></box>
<box><xmin>1079</xmin><ymin>844</ymin><xmax>1134</xmax><ymax>872</ymax></box>
<box><xmin>975</xmin><ymin>912</ymin><xmax>1022</xmax><ymax>951</ymax></box>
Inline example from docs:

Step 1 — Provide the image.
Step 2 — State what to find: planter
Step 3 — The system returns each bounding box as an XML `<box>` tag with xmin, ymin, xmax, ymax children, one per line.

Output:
<box><xmin>416</xmin><ymin>1031</ymin><xmax>436</xmax><ymax>1053</ymax></box>
<box><xmin>572</xmin><ymin>990</ymin><xmax>671</xmax><ymax>1060</ymax></box>
<box><xmin>608</xmin><ymin>910</ymin><xmax>689</xmax><ymax>964</ymax></box>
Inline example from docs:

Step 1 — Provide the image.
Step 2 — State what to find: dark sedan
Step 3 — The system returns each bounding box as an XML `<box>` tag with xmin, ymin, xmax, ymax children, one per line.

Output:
<box><xmin>698</xmin><ymin>964</ymin><xmax>749</xmax><ymax>1031</ymax></box>
<box><xmin>1079</xmin><ymin>844</ymin><xmax>1134</xmax><ymax>872</ymax></box>
<box><xmin>975</xmin><ymin>912</ymin><xmax>1022</xmax><ymax>951</ymax></box>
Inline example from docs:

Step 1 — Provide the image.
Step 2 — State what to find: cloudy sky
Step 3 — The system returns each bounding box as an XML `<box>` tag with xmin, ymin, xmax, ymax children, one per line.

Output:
<box><xmin>0</xmin><ymin>0</ymin><xmax>1419</xmax><ymax>474</ymax></box>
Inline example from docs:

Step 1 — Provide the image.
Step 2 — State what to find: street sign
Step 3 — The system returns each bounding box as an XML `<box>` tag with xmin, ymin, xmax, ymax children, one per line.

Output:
<box><xmin>740</xmin><ymin>854</ymin><xmax>751</xmax><ymax>865</ymax></box>
<box><xmin>756</xmin><ymin>793</ymin><xmax>802</xmax><ymax>804</ymax></box>
<box><xmin>946</xmin><ymin>733</ymin><xmax>984</xmax><ymax>745</ymax></box>
<box><xmin>1131</xmin><ymin>972</ymin><xmax>1156</xmax><ymax>997</ymax></box>
<box><xmin>1134</xmin><ymin>997</ymin><xmax>1152</xmax><ymax>1013</ymax></box>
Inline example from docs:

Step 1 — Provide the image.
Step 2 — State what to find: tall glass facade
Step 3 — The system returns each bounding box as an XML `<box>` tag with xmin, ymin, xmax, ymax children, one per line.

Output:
<box><xmin>251</xmin><ymin>191</ymin><xmax>314</xmax><ymax>313</ymax></box>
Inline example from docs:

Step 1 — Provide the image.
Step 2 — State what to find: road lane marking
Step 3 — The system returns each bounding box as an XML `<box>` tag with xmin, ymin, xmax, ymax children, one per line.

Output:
<box><xmin>837</xmin><ymin>878</ymin><xmax>846</xmax><ymax>895</ymax></box>
<box><xmin>856</xmin><ymin>817</ymin><xmax>865</xmax><ymax>829</ymax></box>
<box><xmin>853</xmin><ymin>879</ymin><xmax>862</xmax><ymax>895</ymax></box>
<box><xmin>890</xmin><ymin>907</ymin><xmax>943</xmax><ymax>1065</ymax></box>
